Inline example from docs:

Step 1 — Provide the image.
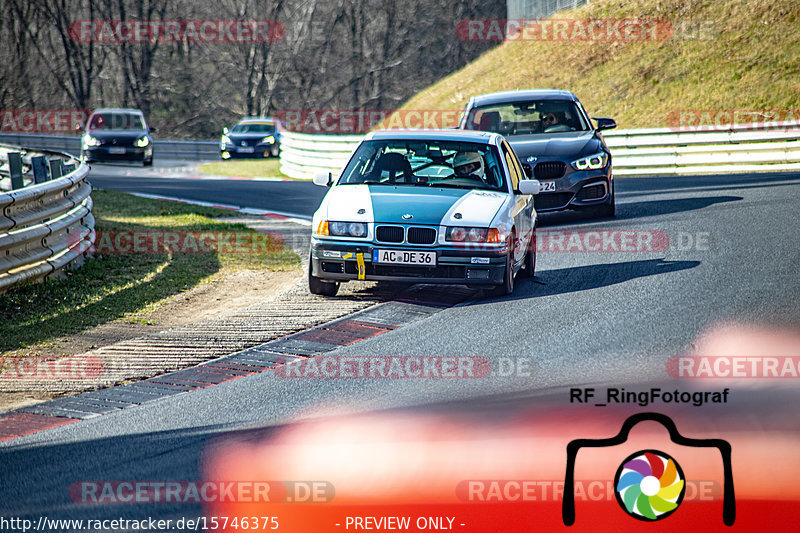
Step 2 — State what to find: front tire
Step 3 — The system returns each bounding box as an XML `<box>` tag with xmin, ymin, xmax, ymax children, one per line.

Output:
<box><xmin>308</xmin><ymin>257</ymin><xmax>339</xmax><ymax>296</ymax></box>
<box><xmin>493</xmin><ymin>247</ymin><xmax>515</xmax><ymax>296</ymax></box>
<box><xmin>143</xmin><ymin>158</ymin><xmax>153</xmax><ymax>167</ymax></box>
<box><xmin>520</xmin><ymin>230</ymin><xmax>536</xmax><ymax>279</ymax></box>
<box><xmin>270</xmin><ymin>144</ymin><xmax>280</xmax><ymax>157</ymax></box>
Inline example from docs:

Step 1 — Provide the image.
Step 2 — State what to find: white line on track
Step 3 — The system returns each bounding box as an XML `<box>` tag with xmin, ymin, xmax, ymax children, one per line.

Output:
<box><xmin>127</xmin><ymin>192</ymin><xmax>312</xmax><ymax>225</ymax></box>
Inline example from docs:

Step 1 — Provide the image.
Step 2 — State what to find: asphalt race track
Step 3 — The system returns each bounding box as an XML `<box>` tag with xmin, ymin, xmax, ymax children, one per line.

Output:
<box><xmin>86</xmin><ymin>161</ymin><xmax>325</xmax><ymax>218</ymax></box>
<box><xmin>2</xmin><ymin>163</ymin><xmax>799</xmax><ymax>526</ymax></box>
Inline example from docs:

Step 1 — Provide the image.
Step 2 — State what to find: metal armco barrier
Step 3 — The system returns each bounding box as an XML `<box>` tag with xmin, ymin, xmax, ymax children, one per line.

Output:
<box><xmin>0</xmin><ymin>146</ymin><xmax>94</xmax><ymax>294</ymax></box>
<box><xmin>0</xmin><ymin>133</ymin><xmax>219</xmax><ymax>161</ymax></box>
<box><xmin>278</xmin><ymin>120</ymin><xmax>800</xmax><ymax>179</ymax></box>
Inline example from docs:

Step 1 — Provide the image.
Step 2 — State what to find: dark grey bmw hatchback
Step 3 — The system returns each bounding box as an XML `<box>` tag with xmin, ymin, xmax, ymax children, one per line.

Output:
<box><xmin>460</xmin><ymin>89</ymin><xmax>616</xmax><ymax>217</ymax></box>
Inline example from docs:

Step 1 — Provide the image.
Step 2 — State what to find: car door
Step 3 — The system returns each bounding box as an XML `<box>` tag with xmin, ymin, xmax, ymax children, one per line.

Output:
<box><xmin>500</xmin><ymin>140</ymin><xmax>534</xmax><ymax>266</ymax></box>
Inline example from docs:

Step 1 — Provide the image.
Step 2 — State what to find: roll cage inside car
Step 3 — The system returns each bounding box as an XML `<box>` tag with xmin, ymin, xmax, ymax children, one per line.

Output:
<box><xmin>336</xmin><ymin>139</ymin><xmax>508</xmax><ymax>192</ymax></box>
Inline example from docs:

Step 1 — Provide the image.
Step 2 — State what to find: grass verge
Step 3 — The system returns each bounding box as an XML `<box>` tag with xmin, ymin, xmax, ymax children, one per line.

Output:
<box><xmin>198</xmin><ymin>158</ymin><xmax>296</xmax><ymax>179</ymax></box>
<box><xmin>0</xmin><ymin>189</ymin><xmax>300</xmax><ymax>353</ymax></box>
<box><xmin>396</xmin><ymin>0</ymin><xmax>799</xmax><ymax>129</ymax></box>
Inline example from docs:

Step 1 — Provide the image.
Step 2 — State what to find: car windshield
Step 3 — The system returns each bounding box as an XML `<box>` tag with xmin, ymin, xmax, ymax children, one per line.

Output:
<box><xmin>338</xmin><ymin>140</ymin><xmax>506</xmax><ymax>192</ymax></box>
<box><xmin>88</xmin><ymin>112</ymin><xmax>145</xmax><ymax>130</ymax></box>
<box><xmin>463</xmin><ymin>100</ymin><xmax>590</xmax><ymax>136</ymax></box>
<box><xmin>231</xmin><ymin>122</ymin><xmax>276</xmax><ymax>133</ymax></box>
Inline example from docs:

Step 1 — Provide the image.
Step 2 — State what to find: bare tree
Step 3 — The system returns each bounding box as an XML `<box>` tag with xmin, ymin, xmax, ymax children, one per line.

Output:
<box><xmin>0</xmin><ymin>0</ymin><xmax>505</xmax><ymax>137</ymax></box>
<box><xmin>14</xmin><ymin>0</ymin><xmax>107</xmax><ymax>109</ymax></box>
<box><xmin>94</xmin><ymin>0</ymin><xmax>173</xmax><ymax>115</ymax></box>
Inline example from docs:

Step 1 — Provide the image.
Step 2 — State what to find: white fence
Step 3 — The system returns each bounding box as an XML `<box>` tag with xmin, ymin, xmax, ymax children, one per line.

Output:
<box><xmin>279</xmin><ymin>121</ymin><xmax>800</xmax><ymax>180</ymax></box>
<box><xmin>0</xmin><ymin>146</ymin><xmax>94</xmax><ymax>294</ymax></box>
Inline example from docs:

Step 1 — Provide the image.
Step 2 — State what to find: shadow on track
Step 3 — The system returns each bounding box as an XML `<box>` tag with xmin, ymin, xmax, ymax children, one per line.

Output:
<box><xmin>538</xmin><ymin>195</ymin><xmax>742</xmax><ymax>226</ymax></box>
<box><xmin>492</xmin><ymin>258</ymin><xmax>701</xmax><ymax>302</ymax></box>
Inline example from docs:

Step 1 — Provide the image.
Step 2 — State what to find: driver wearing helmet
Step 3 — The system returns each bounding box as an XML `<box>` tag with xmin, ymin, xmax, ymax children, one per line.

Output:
<box><xmin>453</xmin><ymin>151</ymin><xmax>485</xmax><ymax>180</ymax></box>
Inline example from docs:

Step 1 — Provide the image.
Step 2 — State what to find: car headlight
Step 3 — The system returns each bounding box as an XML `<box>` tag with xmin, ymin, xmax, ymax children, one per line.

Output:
<box><xmin>316</xmin><ymin>221</ymin><xmax>367</xmax><ymax>238</ymax></box>
<box><xmin>445</xmin><ymin>227</ymin><xmax>501</xmax><ymax>243</ymax></box>
<box><xmin>571</xmin><ymin>152</ymin><xmax>608</xmax><ymax>171</ymax></box>
<box><xmin>136</xmin><ymin>136</ymin><xmax>150</xmax><ymax>148</ymax></box>
<box><xmin>221</xmin><ymin>135</ymin><xmax>232</xmax><ymax>147</ymax></box>
<box><xmin>330</xmin><ymin>221</ymin><xmax>367</xmax><ymax>237</ymax></box>
<box><xmin>83</xmin><ymin>135</ymin><xmax>100</xmax><ymax>147</ymax></box>
<box><xmin>260</xmin><ymin>135</ymin><xmax>275</xmax><ymax>144</ymax></box>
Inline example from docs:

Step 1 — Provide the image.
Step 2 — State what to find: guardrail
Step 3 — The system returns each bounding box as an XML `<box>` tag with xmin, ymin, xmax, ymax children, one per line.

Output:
<box><xmin>0</xmin><ymin>133</ymin><xmax>219</xmax><ymax>161</ymax></box>
<box><xmin>0</xmin><ymin>145</ymin><xmax>94</xmax><ymax>294</ymax></box>
<box><xmin>279</xmin><ymin>121</ymin><xmax>800</xmax><ymax>179</ymax></box>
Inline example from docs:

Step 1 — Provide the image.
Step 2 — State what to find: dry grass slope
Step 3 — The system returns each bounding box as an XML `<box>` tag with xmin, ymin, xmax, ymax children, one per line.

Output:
<box><xmin>398</xmin><ymin>0</ymin><xmax>799</xmax><ymax>128</ymax></box>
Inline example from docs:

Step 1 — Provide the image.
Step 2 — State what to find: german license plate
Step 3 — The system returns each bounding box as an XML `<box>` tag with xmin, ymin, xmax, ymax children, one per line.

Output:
<box><xmin>237</xmin><ymin>147</ymin><xmax>254</xmax><ymax>153</ymax></box>
<box><xmin>108</xmin><ymin>147</ymin><xmax>126</xmax><ymax>154</ymax></box>
<box><xmin>539</xmin><ymin>181</ymin><xmax>556</xmax><ymax>192</ymax></box>
<box><xmin>373</xmin><ymin>249</ymin><xmax>436</xmax><ymax>266</ymax></box>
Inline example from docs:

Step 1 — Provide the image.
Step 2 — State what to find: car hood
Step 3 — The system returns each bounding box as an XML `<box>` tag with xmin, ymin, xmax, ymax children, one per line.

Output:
<box><xmin>319</xmin><ymin>185</ymin><xmax>508</xmax><ymax>227</ymax></box>
<box><xmin>86</xmin><ymin>130</ymin><xmax>147</xmax><ymax>140</ymax></box>
<box><xmin>508</xmin><ymin>131</ymin><xmax>600</xmax><ymax>159</ymax></box>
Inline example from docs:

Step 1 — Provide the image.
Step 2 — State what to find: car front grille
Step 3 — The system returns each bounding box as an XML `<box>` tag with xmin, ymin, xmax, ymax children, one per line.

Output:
<box><xmin>534</xmin><ymin>192</ymin><xmax>573</xmax><ymax>211</ymax></box>
<box><xmin>376</xmin><ymin>225</ymin><xmax>404</xmax><ymax>243</ymax></box>
<box><xmin>576</xmin><ymin>183</ymin><xmax>607</xmax><ymax>201</ymax></box>
<box><xmin>407</xmin><ymin>227</ymin><xmax>436</xmax><ymax>244</ymax></box>
<box><xmin>534</xmin><ymin>161</ymin><xmax>566</xmax><ymax>180</ymax></box>
<box><xmin>99</xmin><ymin>138</ymin><xmax>136</xmax><ymax>147</ymax></box>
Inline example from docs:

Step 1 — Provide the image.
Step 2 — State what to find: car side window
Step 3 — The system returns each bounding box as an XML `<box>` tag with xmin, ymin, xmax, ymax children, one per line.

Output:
<box><xmin>501</xmin><ymin>141</ymin><xmax>522</xmax><ymax>191</ymax></box>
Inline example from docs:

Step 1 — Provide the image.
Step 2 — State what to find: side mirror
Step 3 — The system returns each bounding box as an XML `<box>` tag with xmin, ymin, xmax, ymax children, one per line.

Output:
<box><xmin>518</xmin><ymin>179</ymin><xmax>540</xmax><ymax>195</ymax></box>
<box><xmin>222</xmin><ymin>127</ymin><xmax>229</xmax><ymax>135</ymax></box>
<box><xmin>75</xmin><ymin>123</ymin><xmax>84</xmax><ymax>133</ymax></box>
<box><xmin>313</xmin><ymin>171</ymin><xmax>333</xmax><ymax>187</ymax></box>
<box><xmin>593</xmin><ymin>117</ymin><xmax>617</xmax><ymax>131</ymax></box>
<box><xmin>149</xmin><ymin>125</ymin><xmax>157</xmax><ymax>133</ymax></box>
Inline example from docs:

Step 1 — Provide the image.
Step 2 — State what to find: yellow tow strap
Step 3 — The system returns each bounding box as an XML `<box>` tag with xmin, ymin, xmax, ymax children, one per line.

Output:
<box><xmin>356</xmin><ymin>252</ymin><xmax>366</xmax><ymax>280</ymax></box>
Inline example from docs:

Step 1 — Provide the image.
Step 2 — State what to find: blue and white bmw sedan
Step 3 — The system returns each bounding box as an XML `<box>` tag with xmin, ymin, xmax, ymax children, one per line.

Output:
<box><xmin>309</xmin><ymin>130</ymin><xmax>540</xmax><ymax>296</ymax></box>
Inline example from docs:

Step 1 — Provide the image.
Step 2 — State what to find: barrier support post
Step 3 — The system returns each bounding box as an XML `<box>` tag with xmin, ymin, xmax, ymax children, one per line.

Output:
<box><xmin>8</xmin><ymin>152</ymin><xmax>24</xmax><ymax>190</ymax></box>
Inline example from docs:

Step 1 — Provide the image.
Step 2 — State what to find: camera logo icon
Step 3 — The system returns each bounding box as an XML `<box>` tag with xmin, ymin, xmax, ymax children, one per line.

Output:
<box><xmin>563</xmin><ymin>412</ymin><xmax>735</xmax><ymax>526</ymax></box>
<box><xmin>614</xmin><ymin>449</ymin><xmax>686</xmax><ymax>521</ymax></box>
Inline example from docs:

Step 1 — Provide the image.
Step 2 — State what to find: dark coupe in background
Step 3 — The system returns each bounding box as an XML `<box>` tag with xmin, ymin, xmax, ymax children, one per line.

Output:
<box><xmin>220</xmin><ymin>117</ymin><xmax>283</xmax><ymax>159</ymax></box>
<box><xmin>79</xmin><ymin>108</ymin><xmax>155</xmax><ymax>166</ymax></box>
<box><xmin>459</xmin><ymin>89</ymin><xmax>616</xmax><ymax>217</ymax></box>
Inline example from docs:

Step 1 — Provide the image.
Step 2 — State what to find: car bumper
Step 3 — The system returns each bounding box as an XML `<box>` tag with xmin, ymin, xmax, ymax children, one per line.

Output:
<box><xmin>310</xmin><ymin>240</ymin><xmax>509</xmax><ymax>285</ymax></box>
<box><xmin>220</xmin><ymin>143</ymin><xmax>278</xmax><ymax>159</ymax></box>
<box><xmin>533</xmin><ymin>167</ymin><xmax>613</xmax><ymax>212</ymax></box>
<box><xmin>83</xmin><ymin>146</ymin><xmax>152</xmax><ymax>162</ymax></box>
